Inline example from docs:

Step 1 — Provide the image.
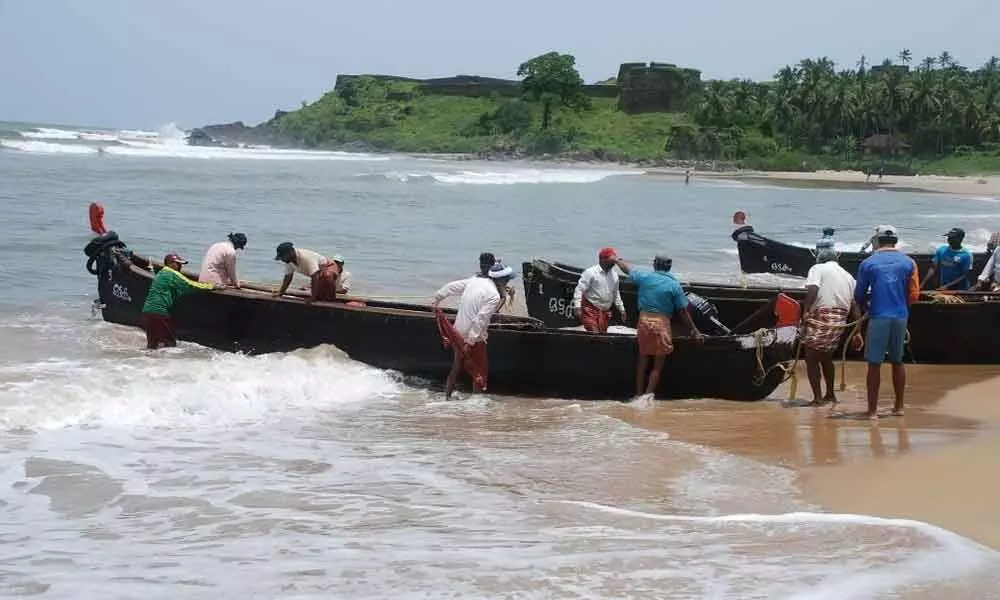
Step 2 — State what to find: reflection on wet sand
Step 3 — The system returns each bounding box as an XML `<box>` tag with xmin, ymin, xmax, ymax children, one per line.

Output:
<box><xmin>603</xmin><ymin>363</ymin><xmax>1000</xmax><ymax>469</ymax></box>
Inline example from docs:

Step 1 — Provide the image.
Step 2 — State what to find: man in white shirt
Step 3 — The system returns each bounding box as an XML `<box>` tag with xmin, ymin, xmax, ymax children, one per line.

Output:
<box><xmin>273</xmin><ymin>241</ymin><xmax>341</xmax><ymax>303</ymax></box>
<box><xmin>332</xmin><ymin>255</ymin><xmax>353</xmax><ymax>294</ymax></box>
<box><xmin>432</xmin><ymin>262</ymin><xmax>515</xmax><ymax>399</ymax></box>
<box><xmin>802</xmin><ymin>248</ymin><xmax>857</xmax><ymax>406</ymax></box>
<box><xmin>198</xmin><ymin>232</ymin><xmax>246</xmax><ymax>288</ymax></box>
<box><xmin>572</xmin><ymin>247</ymin><xmax>627</xmax><ymax>332</ymax></box>
<box><xmin>976</xmin><ymin>234</ymin><xmax>1000</xmax><ymax>291</ymax></box>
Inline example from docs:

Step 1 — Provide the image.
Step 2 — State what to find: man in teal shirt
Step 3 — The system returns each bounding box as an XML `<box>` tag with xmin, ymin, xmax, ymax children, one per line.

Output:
<box><xmin>140</xmin><ymin>253</ymin><xmax>217</xmax><ymax>349</ymax></box>
<box><xmin>921</xmin><ymin>227</ymin><xmax>973</xmax><ymax>291</ymax></box>
<box><xmin>614</xmin><ymin>254</ymin><xmax>703</xmax><ymax>399</ymax></box>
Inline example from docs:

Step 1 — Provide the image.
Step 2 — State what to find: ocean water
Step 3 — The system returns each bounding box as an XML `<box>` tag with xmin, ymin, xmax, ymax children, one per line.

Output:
<box><xmin>2</xmin><ymin>121</ymin><xmax>1000</xmax><ymax>598</ymax></box>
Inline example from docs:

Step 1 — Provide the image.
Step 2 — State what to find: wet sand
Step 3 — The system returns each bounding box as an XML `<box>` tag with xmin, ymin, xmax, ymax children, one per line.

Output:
<box><xmin>646</xmin><ymin>167</ymin><xmax>1000</xmax><ymax>197</ymax></box>
<box><xmin>600</xmin><ymin>362</ymin><xmax>1000</xmax><ymax>549</ymax></box>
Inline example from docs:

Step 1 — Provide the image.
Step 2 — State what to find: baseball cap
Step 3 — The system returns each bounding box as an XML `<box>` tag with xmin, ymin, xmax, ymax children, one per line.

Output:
<box><xmin>944</xmin><ymin>227</ymin><xmax>965</xmax><ymax>239</ymax></box>
<box><xmin>874</xmin><ymin>225</ymin><xmax>898</xmax><ymax>240</ymax></box>
<box><xmin>274</xmin><ymin>241</ymin><xmax>294</xmax><ymax>260</ymax></box>
<box><xmin>598</xmin><ymin>247</ymin><xmax>617</xmax><ymax>260</ymax></box>
<box><xmin>331</xmin><ymin>254</ymin><xmax>345</xmax><ymax>264</ymax></box>
<box><xmin>163</xmin><ymin>253</ymin><xmax>188</xmax><ymax>265</ymax></box>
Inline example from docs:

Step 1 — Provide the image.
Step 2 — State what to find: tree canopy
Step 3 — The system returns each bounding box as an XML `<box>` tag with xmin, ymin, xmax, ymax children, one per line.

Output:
<box><xmin>516</xmin><ymin>52</ymin><xmax>589</xmax><ymax>129</ymax></box>
<box><xmin>679</xmin><ymin>52</ymin><xmax>1000</xmax><ymax>167</ymax></box>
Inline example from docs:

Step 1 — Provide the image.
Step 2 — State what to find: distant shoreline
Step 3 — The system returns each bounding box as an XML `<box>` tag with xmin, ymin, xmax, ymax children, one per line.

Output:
<box><xmin>642</xmin><ymin>166</ymin><xmax>1000</xmax><ymax>197</ymax></box>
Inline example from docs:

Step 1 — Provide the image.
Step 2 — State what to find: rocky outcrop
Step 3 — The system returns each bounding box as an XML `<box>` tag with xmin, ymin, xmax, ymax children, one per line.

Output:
<box><xmin>190</xmin><ymin>113</ymin><xmax>295</xmax><ymax>148</ymax></box>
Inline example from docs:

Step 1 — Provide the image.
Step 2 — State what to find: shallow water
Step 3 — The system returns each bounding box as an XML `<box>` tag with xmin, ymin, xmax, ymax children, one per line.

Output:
<box><xmin>2</xmin><ymin>122</ymin><xmax>1000</xmax><ymax>598</ymax></box>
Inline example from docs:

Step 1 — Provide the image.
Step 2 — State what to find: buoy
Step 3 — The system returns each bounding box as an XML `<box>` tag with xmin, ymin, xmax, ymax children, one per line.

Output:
<box><xmin>89</xmin><ymin>202</ymin><xmax>107</xmax><ymax>235</ymax></box>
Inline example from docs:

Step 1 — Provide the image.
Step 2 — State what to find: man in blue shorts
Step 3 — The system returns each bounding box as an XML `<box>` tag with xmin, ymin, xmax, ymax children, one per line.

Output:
<box><xmin>921</xmin><ymin>227</ymin><xmax>973</xmax><ymax>290</ymax></box>
<box><xmin>854</xmin><ymin>226</ymin><xmax>920</xmax><ymax>420</ymax></box>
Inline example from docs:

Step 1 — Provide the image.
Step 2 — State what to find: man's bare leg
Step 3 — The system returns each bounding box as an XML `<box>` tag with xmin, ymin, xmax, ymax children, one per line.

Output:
<box><xmin>891</xmin><ymin>363</ymin><xmax>906</xmax><ymax>416</ymax></box>
<box><xmin>804</xmin><ymin>348</ymin><xmax>823</xmax><ymax>405</ymax></box>
<box><xmin>866</xmin><ymin>363</ymin><xmax>881</xmax><ymax>420</ymax></box>
<box><xmin>445</xmin><ymin>350</ymin><xmax>463</xmax><ymax>399</ymax></box>
<box><xmin>644</xmin><ymin>355</ymin><xmax>667</xmax><ymax>396</ymax></box>
<box><xmin>820</xmin><ymin>352</ymin><xmax>838</xmax><ymax>404</ymax></box>
<box><xmin>635</xmin><ymin>355</ymin><xmax>649</xmax><ymax>397</ymax></box>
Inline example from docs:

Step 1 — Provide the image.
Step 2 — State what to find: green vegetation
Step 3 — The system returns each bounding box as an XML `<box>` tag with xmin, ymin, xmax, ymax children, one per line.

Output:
<box><xmin>273</xmin><ymin>50</ymin><xmax>1000</xmax><ymax>174</ymax></box>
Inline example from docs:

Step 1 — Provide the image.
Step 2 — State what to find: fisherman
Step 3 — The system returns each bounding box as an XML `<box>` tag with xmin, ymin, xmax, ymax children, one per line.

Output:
<box><xmin>854</xmin><ymin>225</ymin><xmax>920</xmax><ymax>420</ymax></box>
<box><xmin>432</xmin><ymin>261</ymin><xmax>516</xmax><ymax>399</ymax></box>
<box><xmin>477</xmin><ymin>252</ymin><xmax>497</xmax><ymax>277</ymax></box>
<box><xmin>140</xmin><ymin>253</ymin><xmax>217</xmax><ymax>349</ymax></box>
<box><xmin>198</xmin><ymin>232</ymin><xmax>246</xmax><ymax>288</ymax></box>
<box><xmin>921</xmin><ymin>227</ymin><xmax>973</xmax><ymax>291</ymax></box>
<box><xmin>273</xmin><ymin>241</ymin><xmax>341</xmax><ymax>303</ymax></box>
<box><xmin>613</xmin><ymin>254</ymin><xmax>704</xmax><ymax>399</ymax></box>
<box><xmin>816</xmin><ymin>227</ymin><xmax>836</xmax><ymax>250</ymax></box>
<box><xmin>801</xmin><ymin>247</ymin><xmax>857</xmax><ymax>406</ymax></box>
<box><xmin>976</xmin><ymin>233</ymin><xmax>1000</xmax><ymax>291</ymax></box>
<box><xmin>332</xmin><ymin>255</ymin><xmax>353</xmax><ymax>294</ymax></box>
<box><xmin>571</xmin><ymin>247</ymin><xmax>626</xmax><ymax>333</ymax></box>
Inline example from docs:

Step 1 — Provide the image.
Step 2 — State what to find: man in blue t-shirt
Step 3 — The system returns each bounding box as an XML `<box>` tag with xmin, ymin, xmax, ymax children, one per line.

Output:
<box><xmin>614</xmin><ymin>254</ymin><xmax>703</xmax><ymax>399</ymax></box>
<box><xmin>921</xmin><ymin>227</ymin><xmax>973</xmax><ymax>291</ymax></box>
<box><xmin>854</xmin><ymin>225</ymin><xmax>920</xmax><ymax>420</ymax></box>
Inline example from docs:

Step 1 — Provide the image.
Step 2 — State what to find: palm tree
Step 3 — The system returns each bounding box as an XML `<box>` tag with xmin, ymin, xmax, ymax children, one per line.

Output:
<box><xmin>898</xmin><ymin>49</ymin><xmax>913</xmax><ymax>66</ymax></box>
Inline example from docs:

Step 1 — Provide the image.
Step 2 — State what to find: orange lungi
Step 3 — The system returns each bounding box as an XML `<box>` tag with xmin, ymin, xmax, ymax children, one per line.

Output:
<box><xmin>435</xmin><ymin>308</ymin><xmax>489</xmax><ymax>392</ymax></box>
<box><xmin>579</xmin><ymin>297</ymin><xmax>611</xmax><ymax>333</ymax></box>
<box><xmin>312</xmin><ymin>261</ymin><xmax>341</xmax><ymax>301</ymax></box>
<box><xmin>637</xmin><ymin>312</ymin><xmax>674</xmax><ymax>356</ymax></box>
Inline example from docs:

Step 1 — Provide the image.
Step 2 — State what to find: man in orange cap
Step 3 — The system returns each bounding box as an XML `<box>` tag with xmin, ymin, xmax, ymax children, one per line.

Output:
<box><xmin>571</xmin><ymin>247</ymin><xmax>626</xmax><ymax>333</ymax></box>
<box><xmin>140</xmin><ymin>253</ymin><xmax>218</xmax><ymax>349</ymax></box>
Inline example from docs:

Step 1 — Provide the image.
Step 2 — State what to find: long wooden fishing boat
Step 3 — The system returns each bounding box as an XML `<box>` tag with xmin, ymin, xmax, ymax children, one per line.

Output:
<box><xmin>731</xmin><ymin>223</ymin><xmax>993</xmax><ymax>281</ymax></box>
<box><xmin>82</xmin><ymin>233</ymin><xmax>801</xmax><ymax>401</ymax></box>
<box><xmin>523</xmin><ymin>259</ymin><xmax>1000</xmax><ymax>365</ymax></box>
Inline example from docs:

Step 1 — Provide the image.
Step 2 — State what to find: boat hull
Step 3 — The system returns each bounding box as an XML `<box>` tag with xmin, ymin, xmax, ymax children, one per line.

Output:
<box><xmin>88</xmin><ymin>245</ymin><xmax>799</xmax><ymax>401</ymax></box>
<box><xmin>523</xmin><ymin>259</ymin><xmax>1000</xmax><ymax>365</ymax></box>
<box><xmin>732</xmin><ymin>225</ymin><xmax>990</xmax><ymax>282</ymax></box>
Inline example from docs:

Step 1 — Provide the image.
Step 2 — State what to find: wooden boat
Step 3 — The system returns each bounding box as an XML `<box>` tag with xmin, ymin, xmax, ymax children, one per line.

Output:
<box><xmin>731</xmin><ymin>223</ymin><xmax>992</xmax><ymax>282</ymax></box>
<box><xmin>523</xmin><ymin>259</ymin><xmax>1000</xmax><ymax>365</ymax></box>
<box><xmin>82</xmin><ymin>233</ymin><xmax>801</xmax><ymax>401</ymax></box>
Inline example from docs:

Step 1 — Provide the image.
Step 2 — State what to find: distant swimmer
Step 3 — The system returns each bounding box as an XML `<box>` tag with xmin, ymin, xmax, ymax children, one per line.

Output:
<box><xmin>139</xmin><ymin>253</ymin><xmax>217</xmax><ymax>349</ymax></box>
<box><xmin>432</xmin><ymin>261</ymin><xmax>516</xmax><ymax>399</ymax></box>
<box><xmin>572</xmin><ymin>247</ymin><xmax>626</xmax><ymax>333</ymax></box>
<box><xmin>198</xmin><ymin>232</ymin><xmax>247</xmax><ymax>288</ymax></box>
<box><xmin>684</xmin><ymin>169</ymin><xmax>691</xmax><ymax>185</ymax></box>
<box><xmin>273</xmin><ymin>241</ymin><xmax>341</xmax><ymax>303</ymax></box>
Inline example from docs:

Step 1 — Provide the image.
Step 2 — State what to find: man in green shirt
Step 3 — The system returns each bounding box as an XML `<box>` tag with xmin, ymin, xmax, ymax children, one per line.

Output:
<box><xmin>141</xmin><ymin>253</ymin><xmax>217</xmax><ymax>349</ymax></box>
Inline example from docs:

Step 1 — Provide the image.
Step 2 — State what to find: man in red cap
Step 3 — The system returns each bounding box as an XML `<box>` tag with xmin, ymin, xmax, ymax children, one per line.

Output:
<box><xmin>140</xmin><ymin>253</ymin><xmax>218</xmax><ymax>349</ymax></box>
<box><xmin>571</xmin><ymin>247</ymin><xmax>626</xmax><ymax>333</ymax></box>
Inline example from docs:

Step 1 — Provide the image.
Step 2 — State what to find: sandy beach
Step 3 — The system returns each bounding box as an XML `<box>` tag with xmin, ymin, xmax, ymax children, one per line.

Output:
<box><xmin>603</xmin><ymin>362</ymin><xmax>1000</xmax><ymax>551</ymax></box>
<box><xmin>646</xmin><ymin>167</ymin><xmax>1000</xmax><ymax>197</ymax></box>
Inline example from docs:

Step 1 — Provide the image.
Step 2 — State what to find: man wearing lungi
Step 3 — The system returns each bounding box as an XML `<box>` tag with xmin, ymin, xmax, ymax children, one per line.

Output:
<box><xmin>572</xmin><ymin>247</ymin><xmax>627</xmax><ymax>333</ymax></box>
<box><xmin>614</xmin><ymin>255</ymin><xmax>703</xmax><ymax>398</ymax></box>
<box><xmin>432</xmin><ymin>262</ymin><xmax>516</xmax><ymax>399</ymax></box>
<box><xmin>802</xmin><ymin>248</ymin><xmax>857</xmax><ymax>406</ymax></box>
<box><xmin>273</xmin><ymin>241</ymin><xmax>341</xmax><ymax>303</ymax></box>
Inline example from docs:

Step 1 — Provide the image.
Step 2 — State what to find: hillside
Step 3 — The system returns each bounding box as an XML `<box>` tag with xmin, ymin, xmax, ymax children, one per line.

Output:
<box><xmin>193</xmin><ymin>53</ymin><xmax>1000</xmax><ymax>175</ymax></box>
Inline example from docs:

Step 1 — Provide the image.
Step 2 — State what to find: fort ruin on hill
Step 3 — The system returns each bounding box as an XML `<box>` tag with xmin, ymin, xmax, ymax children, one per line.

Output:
<box><xmin>333</xmin><ymin>62</ymin><xmax>703</xmax><ymax>114</ymax></box>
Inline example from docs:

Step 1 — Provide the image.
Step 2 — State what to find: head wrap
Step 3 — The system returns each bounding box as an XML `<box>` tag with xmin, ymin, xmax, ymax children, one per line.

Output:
<box><xmin>488</xmin><ymin>263</ymin><xmax>515</xmax><ymax>279</ymax></box>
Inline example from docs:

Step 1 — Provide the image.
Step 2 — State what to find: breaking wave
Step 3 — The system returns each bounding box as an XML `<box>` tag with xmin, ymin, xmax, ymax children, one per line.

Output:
<box><xmin>357</xmin><ymin>167</ymin><xmax>642</xmax><ymax>185</ymax></box>
<box><xmin>1</xmin><ymin>122</ymin><xmax>390</xmax><ymax>162</ymax></box>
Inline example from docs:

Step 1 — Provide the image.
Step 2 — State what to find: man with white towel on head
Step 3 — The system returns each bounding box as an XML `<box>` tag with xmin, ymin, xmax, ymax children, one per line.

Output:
<box><xmin>432</xmin><ymin>260</ymin><xmax>516</xmax><ymax>399</ymax></box>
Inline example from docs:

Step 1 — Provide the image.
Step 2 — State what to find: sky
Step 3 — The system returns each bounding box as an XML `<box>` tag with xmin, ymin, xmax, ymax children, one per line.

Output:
<box><xmin>1</xmin><ymin>0</ymin><xmax>998</xmax><ymax>129</ymax></box>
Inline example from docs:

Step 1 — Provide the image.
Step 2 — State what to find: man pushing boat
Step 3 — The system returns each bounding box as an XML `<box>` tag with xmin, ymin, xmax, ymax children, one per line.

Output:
<box><xmin>432</xmin><ymin>261</ymin><xmax>516</xmax><ymax>399</ymax></box>
<box><xmin>273</xmin><ymin>241</ymin><xmax>341</xmax><ymax>303</ymax></box>
<box><xmin>801</xmin><ymin>247</ymin><xmax>857</xmax><ymax>406</ymax></box>
<box><xmin>139</xmin><ymin>253</ymin><xmax>217</xmax><ymax>349</ymax></box>
<box><xmin>614</xmin><ymin>254</ymin><xmax>703</xmax><ymax>399</ymax></box>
